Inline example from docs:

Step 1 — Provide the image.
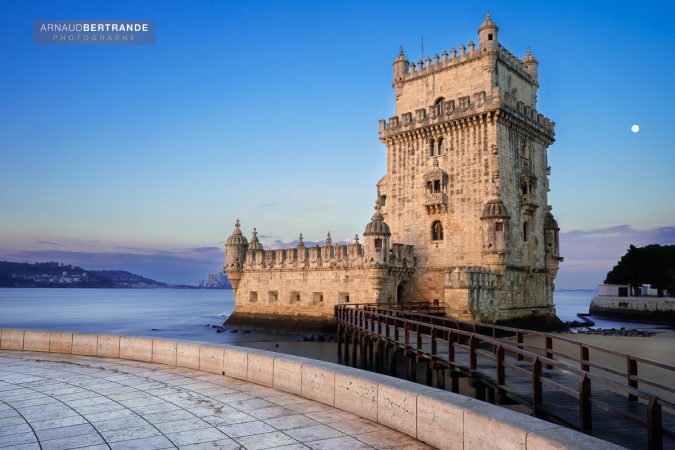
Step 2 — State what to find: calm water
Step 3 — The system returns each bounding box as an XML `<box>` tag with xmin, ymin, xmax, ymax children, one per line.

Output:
<box><xmin>0</xmin><ymin>288</ymin><xmax>243</xmax><ymax>342</ymax></box>
<box><xmin>553</xmin><ymin>290</ymin><xmax>667</xmax><ymax>330</ymax></box>
<box><xmin>0</xmin><ymin>288</ymin><xmax>665</xmax><ymax>347</ymax></box>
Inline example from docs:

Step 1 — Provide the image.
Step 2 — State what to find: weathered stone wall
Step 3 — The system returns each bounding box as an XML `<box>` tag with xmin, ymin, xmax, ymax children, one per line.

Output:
<box><xmin>0</xmin><ymin>328</ymin><xmax>622</xmax><ymax>450</ymax></box>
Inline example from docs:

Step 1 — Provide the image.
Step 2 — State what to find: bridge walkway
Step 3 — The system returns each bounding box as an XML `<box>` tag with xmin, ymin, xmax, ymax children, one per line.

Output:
<box><xmin>335</xmin><ymin>304</ymin><xmax>675</xmax><ymax>450</ymax></box>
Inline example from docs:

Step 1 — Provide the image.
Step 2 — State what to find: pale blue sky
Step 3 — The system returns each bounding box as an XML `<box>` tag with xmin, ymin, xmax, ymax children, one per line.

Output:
<box><xmin>0</xmin><ymin>0</ymin><xmax>673</xmax><ymax>285</ymax></box>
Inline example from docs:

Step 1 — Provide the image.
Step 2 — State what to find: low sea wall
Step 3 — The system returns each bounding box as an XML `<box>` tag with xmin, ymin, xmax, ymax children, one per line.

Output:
<box><xmin>590</xmin><ymin>295</ymin><xmax>675</xmax><ymax>324</ymax></box>
<box><xmin>0</xmin><ymin>328</ymin><xmax>620</xmax><ymax>450</ymax></box>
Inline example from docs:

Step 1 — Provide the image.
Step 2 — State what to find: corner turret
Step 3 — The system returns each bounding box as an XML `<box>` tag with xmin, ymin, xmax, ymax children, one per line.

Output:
<box><xmin>480</xmin><ymin>199</ymin><xmax>511</xmax><ymax>269</ymax></box>
<box><xmin>364</xmin><ymin>201</ymin><xmax>391</xmax><ymax>265</ymax></box>
<box><xmin>544</xmin><ymin>208</ymin><xmax>563</xmax><ymax>289</ymax></box>
<box><xmin>478</xmin><ymin>11</ymin><xmax>499</xmax><ymax>51</ymax></box>
<box><xmin>393</xmin><ymin>47</ymin><xmax>410</xmax><ymax>97</ymax></box>
<box><xmin>224</xmin><ymin>219</ymin><xmax>249</xmax><ymax>290</ymax></box>
<box><xmin>523</xmin><ymin>48</ymin><xmax>539</xmax><ymax>86</ymax></box>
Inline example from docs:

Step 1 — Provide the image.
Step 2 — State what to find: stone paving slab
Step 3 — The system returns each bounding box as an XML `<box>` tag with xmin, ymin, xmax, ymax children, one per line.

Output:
<box><xmin>0</xmin><ymin>350</ymin><xmax>431</xmax><ymax>449</ymax></box>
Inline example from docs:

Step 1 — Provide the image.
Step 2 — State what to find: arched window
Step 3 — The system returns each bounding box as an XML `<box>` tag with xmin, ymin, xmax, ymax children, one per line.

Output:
<box><xmin>431</xmin><ymin>221</ymin><xmax>444</xmax><ymax>241</ymax></box>
<box><xmin>523</xmin><ymin>221</ymin><xmax>529</xmax><ymax>242</ymax></box>
<box><xmin>433</xmin><ymin>180</ymin><xmax>441</xmax><ymax>193</ymax></box>
<box><xmin>374</xmin><ymin>238</ymin><xmax>382</xmax><ymax>251</ymax></box>
<box><xmin>426</xmin><ymin>181</ymin><xmax>433</xmax><ymax>194</ymax></box>
<box><xmin>437</xmin><ymin>137</ymin><xmax>444</xmax><ymax>154</ymax></box>
<box><xmin>429</xmin><ymin>138</ymin><xmax>435</xmax><ymax>156</ymax></box>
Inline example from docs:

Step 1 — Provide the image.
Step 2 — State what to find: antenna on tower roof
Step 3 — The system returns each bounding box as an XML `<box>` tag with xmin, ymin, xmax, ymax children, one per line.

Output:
<box><xmin>421</xmin><ymin>35</ymin><xmax>424</xmax><ymax>62</ymax></box>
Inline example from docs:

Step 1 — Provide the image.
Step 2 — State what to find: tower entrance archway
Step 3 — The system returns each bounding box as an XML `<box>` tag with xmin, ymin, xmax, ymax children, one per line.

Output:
<box><xmin>396</xmin><ymin>281</ymin><xmax>407</xmax><ymax>303</ymax></box>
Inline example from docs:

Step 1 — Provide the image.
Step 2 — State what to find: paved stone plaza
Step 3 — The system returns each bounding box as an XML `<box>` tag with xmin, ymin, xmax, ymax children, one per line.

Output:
<box><xmin>0</xmin><ymin>351</ymin><xmax>430</xmax><ymax>450</ymax></box>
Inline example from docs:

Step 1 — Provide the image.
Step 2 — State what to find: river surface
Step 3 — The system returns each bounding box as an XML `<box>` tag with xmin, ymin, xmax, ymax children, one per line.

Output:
<box><xmin>0</xmin><ymin>288</ymin><xmax>667</xmax><ymax>362</ymax></box>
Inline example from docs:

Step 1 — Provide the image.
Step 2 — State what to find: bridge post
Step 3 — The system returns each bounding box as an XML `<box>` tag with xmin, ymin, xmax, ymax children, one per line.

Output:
<box><xmin>580</xmin><ymin>345</ymin><xmax>590</xmax><ymax>372</ymax></box>
<box><xmin>351</xmin><ymin>328</ymin><xmax>358</xmax><ymax>368</ymax></box>
<box><xmin>579</xmin><ymin>373</ymin><xmax>592</xmax><ymax>432</ymax></box>
<box><xmin>517</xmin><ymin>332</ymin><xmax>524</xmax><ymax>361</ymax></box>
<box><xmin>388</xmin><ymin>344</ymin><xmax>397</xmax><ymax>376</ymax></box>
<box><xmin>436</xmin><ymin>367</ymin><xmax>446</xmax><ymax>390</ymax></box>
<box><xmin>532</xmin><ymin>357</ymin><xmax>543</xmax><ymax>417</ymax></box>
<box><xmin>360</xmin><ymin>334</ymin><xmax>367</xmax><ymax>369</ymax></box>
<box><xmin>545</xmin><ymin>336</ymin><xmax>553</xmax><ymax>369</ymax></box>
<box><xmin>344</xmin><ymin>327</ymin><xmax>349</xmax><ymax>366</ymax></box>
<box><xmin>407</xmin><ymin>353</ymin><xmax>417</xmax><ymax>382</ymax></box>
<box><xmin>627</xmin><ymin>356</ymin><xmax>638</xmax><ymax>401</ymax></box>
<box><xmin>469</xmin><ymin>335</ymin><xmax>478</xmax><ymax>374</ymax></box>
<box><xmin>647</xmin><ymin>396</ymin><xmax>663</xmax><ymax>450</ymax></box>
<box><xmin>496</xmin><ymin>344</ymin><xmax>505</xmax><ymax>404</ymax></box>
<box><xmin>473</xmin><ymin>379</ymin><xmax>486</xmax><ymax>401</ymax></box>
<box><xmin>450</xmin><ymin>371</ymin><xmax>459</xmax><ymax>393</ymax></box>
<box><xmin>425</xmin><ymin>360</ymin><xmax>433</xmax><ymax>386</ymax></box>
<box><xmin>337</xmin><ymin>323</ymin><xmax>342</xmax><ymax>357</ymax></box>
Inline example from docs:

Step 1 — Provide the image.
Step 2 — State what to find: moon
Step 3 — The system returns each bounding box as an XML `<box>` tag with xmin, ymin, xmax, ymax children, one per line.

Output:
<box><xmin>631</xmin><ymin>124</ymin><xmax>640</xmax><ymax>133</ymax></box>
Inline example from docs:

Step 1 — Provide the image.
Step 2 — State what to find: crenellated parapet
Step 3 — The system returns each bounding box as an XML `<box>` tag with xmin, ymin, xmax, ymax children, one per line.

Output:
<box><xmin>244</xmin><ymin>241</ymin><xmax>366</xmax><ymax>271</ymax></box>
<box><xmin>378</xmin><ymin>88</ymin><xmax>554</xmax><ymax>143</ymax></box>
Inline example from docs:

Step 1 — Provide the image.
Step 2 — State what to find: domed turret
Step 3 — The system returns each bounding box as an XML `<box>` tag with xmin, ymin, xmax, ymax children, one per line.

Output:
<box><xmin>478</xmin><ymin>11</ymin><xmax>499</xmax><ymax>51</ymax></box>
<box><xmin>480</xmin><ymin>199</ymin><xmax>510</xmax><ymax>268</ymax></box>
<box><xmin>544</xmin><ymin>211</ymin><xmax>559</xmax><ymax>231</ymax></box>
<box><xmin>393</xmin><ymin>46</ymin><xmax>410</xmax><ymax>84</ymax></box>
<box><xmin>249</xmin><ymin>228</ymin><xmax>263</xmax><ymax>251</ymax></box>
<box><xmin>225</xmin><ymin>219</ymin><xmax>248</xmax><ymax>247</ymax></box>
<box><xmin>364</xmin><ymin>204</ymin><xmax>391</xmax><ymax>236</ymax></box>
<box><xmin>481</xmin><ymin>198</ymin><xmax>510</xmax><ymax>219</ymax></box>
<box><xmin>544</xmin><ymin>209</ymin><xmax>563</xmax><ymax>289</ymax></box>
<box><xmin>224</xmin><ymin>219</ymin><xmax>249</xmax><ymax>290</ymax></box>
<box><xmin>364</xmin><ymin>202</ymin><xmax>391</xmax><ymax>266</ymax></box>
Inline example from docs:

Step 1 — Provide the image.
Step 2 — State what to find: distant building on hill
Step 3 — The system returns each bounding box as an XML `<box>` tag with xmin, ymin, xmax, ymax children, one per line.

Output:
<box><xmin>199</xmin><ymin>272</ymin><xmax>231</xmax><ymax>289</ymax></box>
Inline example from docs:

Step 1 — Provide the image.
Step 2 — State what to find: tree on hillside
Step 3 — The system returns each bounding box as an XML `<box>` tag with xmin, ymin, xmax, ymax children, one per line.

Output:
<box><xmin>605</xmin><ymin>244</ymin><xmax>675</xmax><ymax>296</ymax></box>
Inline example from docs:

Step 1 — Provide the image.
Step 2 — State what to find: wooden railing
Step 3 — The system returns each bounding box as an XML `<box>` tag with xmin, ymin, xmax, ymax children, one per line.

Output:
<box><xmin>335</xmin><ymin>304</ymin><xmax>675</xmax><ymax>450</ymax></box>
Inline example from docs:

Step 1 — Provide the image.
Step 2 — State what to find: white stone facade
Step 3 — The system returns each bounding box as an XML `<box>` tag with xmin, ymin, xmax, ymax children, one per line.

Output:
<box><xmin>225</xmin><ymin>13</ymin><xmax>562</xmax><ymax>323</ymax></box>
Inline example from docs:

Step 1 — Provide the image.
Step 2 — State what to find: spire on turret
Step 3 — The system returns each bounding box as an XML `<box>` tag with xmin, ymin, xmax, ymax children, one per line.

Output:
<box><xmin>225</xmin><ymin>219</ymin><xmax>248</xmax><ymax>246</ymax></box>
<box><xmin>479</xmin><ymin>11</ymin><xmax>498</xmax><ymax>32</ymax></box>
<box><xmin>478</xmin><ymin>11</ymin><xmax>499</xmax><ymax>51</ymax></box>
<box><xmin>524</xmin><ymin>48</ymin><xmax>537</xmax><ymax>63</ymax></box>
<box><xmin>364</xmin><ymin>201</ymin><xmax>391</xmax><ymax>236</ymax></box>
<box><xmin>249</xmin><ymin>227</ymin><xmax>263</xmax><ymax>250</ymax></box>
<box><xmin>325</xmin><ymin>231</ymin><xmax>333</xmax><ymax>246</ymax></box>
<box><xmin>523</xmin><ymin>47</ymin><xmax>539</xmax><ymax>86</ymax></box>
<box><xmin>297</xmin><ymin>233</ymin><xmax>304</xmax><ymax>248</ymax></box>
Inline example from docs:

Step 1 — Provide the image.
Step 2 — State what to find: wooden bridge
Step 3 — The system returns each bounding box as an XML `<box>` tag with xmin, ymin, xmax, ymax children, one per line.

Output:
<box><xmin>335</xmin><ymin>303</ymin><xmax>675</xmax><ymax>450</ymax></box>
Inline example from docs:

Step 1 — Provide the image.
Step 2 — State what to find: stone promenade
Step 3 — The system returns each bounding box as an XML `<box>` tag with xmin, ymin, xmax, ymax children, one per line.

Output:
<box><xmin>0</xmin><ymin>351</ymin><xmax>430</xmax><ymax>450</ymax></box>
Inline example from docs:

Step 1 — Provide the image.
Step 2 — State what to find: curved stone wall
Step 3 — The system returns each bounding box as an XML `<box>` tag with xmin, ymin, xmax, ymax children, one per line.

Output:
<box><xmin>0</xmin><ymin>329</ymin><xmax>621</xmax><ymax>450</ymax></box>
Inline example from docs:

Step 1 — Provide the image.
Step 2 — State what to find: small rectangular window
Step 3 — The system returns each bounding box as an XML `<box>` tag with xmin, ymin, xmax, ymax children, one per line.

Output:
<box><xmin>268</xmin><ymin>291</ymin><xmax>278</xmax><ymax>304</ymax></box>
<box><xmin>488</xmin><ymin>34</ymin><xmax>493</xmax><ymax>41</ymax></box>
<box><xmin>249</xmin><ymin>291</ymin><xmax>257</xmax><ymax>302</ymax></box>
<box><xmin>495</xmin><ymin>222</ymin><xmax>503</xmax><ymax>232</ymax></box>
<box><xmin>313</xmin><ymin>292</ymin><xmax>324</xmax><ymax>305</ymax></box>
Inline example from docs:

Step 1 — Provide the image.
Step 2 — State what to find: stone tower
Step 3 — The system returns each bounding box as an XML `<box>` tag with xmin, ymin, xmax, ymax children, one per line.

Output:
<box><xmin>224</xmin><ymin>12</ymin><xmax>561</xmax><ymax>327</ymax></box>
<box><xmin>377</xmin><ymin>12</ymin><xmax>562</xmax><ymax>322</ymax></box>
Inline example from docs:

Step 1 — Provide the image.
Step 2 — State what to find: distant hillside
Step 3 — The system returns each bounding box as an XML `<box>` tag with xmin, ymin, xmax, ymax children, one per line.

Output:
<box><xmin>0</xmin><ymin>261</ymin><xmax>168</xmax><ymax>288</ymax></box>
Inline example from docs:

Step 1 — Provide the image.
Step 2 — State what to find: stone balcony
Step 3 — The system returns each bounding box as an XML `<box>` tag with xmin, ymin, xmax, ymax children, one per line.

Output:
<box><xmin>424</xmin><ymin>192</ymin><xmax>447</xmax><ymax>214</ymax></box>
<box><xmin>521</xmin><ymin>194</ymin><xmax>539</xmax><ymax>215</ymax></box>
